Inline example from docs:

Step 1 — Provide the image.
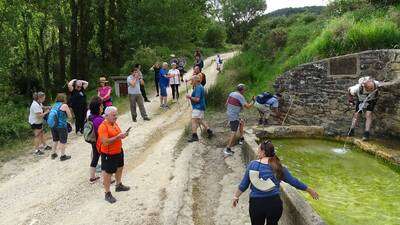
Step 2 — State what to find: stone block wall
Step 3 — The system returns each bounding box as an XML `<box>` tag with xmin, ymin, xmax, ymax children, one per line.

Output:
<box><xmin>274</xmin><ymin>50</ymin><xmax>400</xmax><ymax>137</ymax></box>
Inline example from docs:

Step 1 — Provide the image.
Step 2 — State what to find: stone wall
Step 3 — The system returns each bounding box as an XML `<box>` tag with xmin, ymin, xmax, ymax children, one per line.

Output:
<box><xmin>274</xmin><ymin>49</ymin><xmax>400</xmax><ymax>137</ymax></box>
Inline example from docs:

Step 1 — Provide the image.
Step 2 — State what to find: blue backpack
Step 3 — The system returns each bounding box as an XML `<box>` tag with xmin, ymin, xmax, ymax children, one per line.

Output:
<box><xmin>256</xmin><ymin>92</ymin><xmax>274</xmax><ymax>104</ymax></box>
<box><xmin>47</xmin><ymin>103</ymin><xmax>62</xmax><ymax>128</ymax></box>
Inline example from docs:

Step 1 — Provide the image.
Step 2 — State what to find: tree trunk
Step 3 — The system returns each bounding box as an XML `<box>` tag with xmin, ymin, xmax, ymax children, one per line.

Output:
<box><xmin>108</xmin><ymin>0</ymin><xmax>118</xmax><ymax>67</ymax></box>
<box><xmin>78</xmin><ymin>0</ymin><xmax>92</xmax><ymax>80</ymax></box>
<box><xmin>70</xmin><ymin>0</ymin><xmax>78</xmax><ymax>79</ymax></box>
<box><xmin>98</xmin><ymin>0</ymin><xmax>107</xmax><ymax>69</ymax></box>
<box><xmin>22</xmin><ymin>10</ymin><xmax>32</xmax><ymax>94</ymax></box>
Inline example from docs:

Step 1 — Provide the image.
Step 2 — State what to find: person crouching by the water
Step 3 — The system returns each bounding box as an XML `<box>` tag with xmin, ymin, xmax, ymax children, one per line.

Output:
<box><xmin>97</xmin><ymin>77</ymin><xmax>112</xmax><ymax>109</ymax></box>
<box><xmin>348</xmin><ymin>77</ymin><xmax>380</xmax><ymax>141</ymax></box>
<box><xmin>224</xmin><ymin>84</ymin><xmax>254</xmax><ymax>156</ymax></box>
<box><xmin>186</xmin><ymin>75</ymin><xmax>213</xmax><ymax>142</ymax></box>
<box><xmin>29</xmin><ymin>92</ymin><xmax>52</xmax><ymax>155</ymax></box>
<box><xmin>232</xmin><ymin>140</ymin><xmax>319</xmax><ymax>225</ymax></box>
<box><xmin>68</xmin><ymin>79</ymin><xmax>89</xmax><ymax>135</ymax></box>
<box><xmin>254</xmin><ymin>92</ymin><xmax>282</xmax><ymax>126</ymax></box>
<box><xmin>97</xmin><ymin>106</ymin><xmax>130</xmax><ymax>203</ymax></box>
<box><xmin>88</xmin><ymin>97</ymin><xmax>104</xmax><ymax>183</ymax></box>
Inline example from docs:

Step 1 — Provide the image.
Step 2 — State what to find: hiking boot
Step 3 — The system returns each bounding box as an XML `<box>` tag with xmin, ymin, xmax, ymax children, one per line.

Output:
<box><xmin>348</xmin><ymin>128</ymin><xmax>355</xmax><ymax>137</ymax></box>
<box><xmin>156</xmin><ymin>94</ymin><xmax>159</xmax><ymax>97</ymax></box>
<box><xmin>206</xmin><ymin>129</ymin><xmax>213</xmax><ymax>138</ymax></box>
<box><xmin>223</xmin><ymin>148</ymin><xmax>235</xmax><ymax>156</ymax></box>
<box><xmin>132</xmin><ymin>118</ymin><xmax>137</xmax><ymax>122</ymax></box>
<box><xmin>105</xmin><ymin>192</ymin><xmax>117</xmax><ymax>204</ymax></box>
<box><xmin>34</xmin><ymin>149</ymin><xmax>44</xmax><ymax>155</ymax></box>
<box><xmin>145</xmin><ymin>99</ymin><xmax>151</xmax><ymax>102</ymax></box>
<box><xmin>258</xmin><ymin>118</ymin><xmax>263</xmax><ymax>125</ymax></box>
<box><xmin>51</xmin><ymin>153</ymin><xmax>58</xmax><ymax>159</ymax></box>
<box><xmin>143</xmin><ymin>117</ymin><xmax>151</xmax><ymax>121</ymax></box>
<box><xmin>188</xmin><ymin>134</ymin><xmax>199</xmax><ymax>142</ymax></box>
<box><xmin>238</xmin><ymin>137</ymin><xmax>245</xmax><ymax>145</ymax></box>
<box><xmin>43</xmin><ymin>145</ymin><xmax>52</xmax><ymax>150</ymax></box>
<box><xmin>60</xmin><ymin>155</ymin><xmax>71</xmax><ymax>161</ymax></box>
<box><xmin>115</xmin><ymin>183</ymin><xmax>130</xmax><ymax>192</ymax></box>
<box><xmin>362</xmin><ymin>131</ymin><xmax>370</xmax><ymax>141</ymax></box>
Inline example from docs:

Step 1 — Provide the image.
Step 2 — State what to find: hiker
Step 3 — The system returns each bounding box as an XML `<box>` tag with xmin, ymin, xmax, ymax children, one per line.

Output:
<box><xmin>224</xmin><ymin>84</ymin><xmax>254</xmax><ymax>156</ymax></box>
<box><xmin>254</xmin><ymin>92</ymin><xmax>282</xmax><ymax>125</ymax></box>
<box><xmin>127</xmin><ymin>68</ymin><xmax>150</xmax><ymax>122</ymax></box>
<box><xmin>232</xmin><ymin>140</ymin><xmax>319</xmax><ymax>225</ymax></box>
<box><xmin>178</xmin><ymin>58</ymin><xmax>186</xmax><ymax>82</ymax></box>
<box><xmin>192</xmin><ymin>66</ymin><xmax>206</xmax><ymax>86</ymax></box>
<box><xmin>97</xmin><ymin>106</ymin><xmax>130</xmax><ymax>203</ymax></box>
<box><xmin>29</xmin><ymin>92</ymin><xmax>51</xmax><ymax>155</ymax></box>
<box><xmin>186</xmin><ymin>75</ymin><xmax>213</xmax><ymax>142</ymax></box>
<box><xmin>68</xmin><ymin>79</ymin><xmax>89</xmax><ymax>135</ymax></box>
<box><xmin>169</xmin><ymin>62</ymin><xmax>181</xmax><ymax>101</ymax></box>
<box><xmin>50</xmin><ymin>93</ymin><xmax>72</xmax><ymax>161</ymax></box>
<box><xmin>194</xmin><ymin>55</ymin><xmax>204</xmax><ymax>70</ymax></box>
<box><xmin>348</xmin><ymin>77</ymin><xmax>380</xmax><ymax>140</ymax></box>
<box><xmin>194</xmin><ymin>48</ymin><xmax>202</xmax><ymax>59</ymax></box>
<box><xmin>150</xmin><ymin>63</ymin><xmax>161</xmax><ymax>97</ymax></box>
<box><xmin>159</xmin><ymin>62</ymin><xmax>172</xmax><ymax>109</ymax></box>
<box><xmin>97</xmin><ymin>77</ymin><xmax>112</xmax><ymax>109</ymax></box>
<box><xmin>135</xmin><ymin>64</ymin><xmax>150</xmax><ymax>102</ymax></box>
<box><xmin>87</xmin><ymin>97</ymin><xmax>104</xmax><ymax>183</ymax></box>
<box><xmin>216</xmin><ymin>54</ymin><xmax>223</xmax><ymax>72</ymax></box>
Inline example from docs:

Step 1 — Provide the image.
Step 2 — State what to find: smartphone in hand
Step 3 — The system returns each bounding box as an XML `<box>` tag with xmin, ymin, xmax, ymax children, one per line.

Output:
<box><xmin>125</xmin><ymin>127</ymin><xmax>132</xmax><ymax>136</ymax></box>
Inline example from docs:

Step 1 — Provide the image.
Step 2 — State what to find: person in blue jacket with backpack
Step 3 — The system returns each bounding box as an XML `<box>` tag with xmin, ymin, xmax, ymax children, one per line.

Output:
<box><xmin>254</xmin><ymin>92</ymin><xmax>282</xmax><ymax>125</ymax></box>
<box><xmin>48</xmin><ymin>93</ymin><xmax>72</xmax><ymax>161</ymax></box>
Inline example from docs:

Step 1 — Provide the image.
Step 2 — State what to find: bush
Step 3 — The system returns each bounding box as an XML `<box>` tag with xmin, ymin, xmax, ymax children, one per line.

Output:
<box><xmin>203</xmin><ymin>24</ymin><xmax>227</xmax><ymax>48</ymax></box>
<box><xmin>122</xmin><ymin>46</ymin><xmax>160</xmax><ymax>76</ymax></box>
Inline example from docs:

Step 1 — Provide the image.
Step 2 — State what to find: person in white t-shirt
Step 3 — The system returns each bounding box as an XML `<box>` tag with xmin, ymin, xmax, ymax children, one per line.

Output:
<box><xmin>216</xmin><ymin>54</ymin><xmax>223</xmax><ymax>72</ymax></box>
<box><xmin>169</xmin><ymin>62</ymin><xmax>181</xmax><ymax>101</ymax></box>
<box><xmin>29</xmin><ymin>92</ymin><xmax>51</xmax><ymax>155</ymax></box>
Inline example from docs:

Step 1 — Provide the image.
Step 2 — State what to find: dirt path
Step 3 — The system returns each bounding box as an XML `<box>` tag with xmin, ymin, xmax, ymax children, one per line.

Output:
<box><xmin>0</xmin><ymin>52</ymin><xmax>252</xmax><ymax>225</ymax></box>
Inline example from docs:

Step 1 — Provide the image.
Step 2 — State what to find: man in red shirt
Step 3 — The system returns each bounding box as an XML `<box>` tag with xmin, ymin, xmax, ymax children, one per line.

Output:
<box><xmin>97</xmin><ymin>106</ymin><xmax>130</xmax><ymax>203</ymax></box>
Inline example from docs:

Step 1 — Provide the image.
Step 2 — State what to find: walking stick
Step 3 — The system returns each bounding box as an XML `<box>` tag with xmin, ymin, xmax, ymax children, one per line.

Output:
<box><xmin>281</xmin><ymin>96</ymin><xmax>294</xmax><ymax>126</ymax></box>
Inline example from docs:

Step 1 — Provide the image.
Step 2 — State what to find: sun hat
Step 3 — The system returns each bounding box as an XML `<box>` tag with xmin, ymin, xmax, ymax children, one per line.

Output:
<box><xmin>99</xmin><ymin>77</ymin><xmax>108</xmax><ymax>83</ymax></box>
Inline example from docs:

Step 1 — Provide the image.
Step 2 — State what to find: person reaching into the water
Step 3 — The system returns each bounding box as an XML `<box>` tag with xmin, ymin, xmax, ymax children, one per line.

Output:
<box><xmin>224</xmin><ymin>84</ymin><xmax>254</xmax><ymax>156</ymax></box>
<box><xmin>232</xmin><ymin>140</ymin><xmax>319</xmax><ymax>225</ymax></box>
<box><xmin>254</xmin><ymin>92</ymin><xmax>282</xmax><ymax>125</ymax></box>
<box><xmin>348</xmin><ymin>77</ymin><xmax>380</xmax><ymax>141</ymax></box>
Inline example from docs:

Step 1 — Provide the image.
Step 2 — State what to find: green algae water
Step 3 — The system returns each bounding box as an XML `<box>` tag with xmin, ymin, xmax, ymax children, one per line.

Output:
<box><xmin>273</xmin><ymin>139</ymin><xmax>400</xmax><ymax>225</ymax></box>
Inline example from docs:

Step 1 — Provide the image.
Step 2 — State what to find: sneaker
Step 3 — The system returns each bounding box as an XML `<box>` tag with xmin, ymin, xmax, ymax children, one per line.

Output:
<box><xmin>206</xmin><ymin>129</ymin><xmax>213</xmax><ymax>138</ymax></box>
<box><xmin>43</xmin><ymin>145</ymin><xmax>52</xmax><ymax>150</ymax></box>
<box><xmin>89</xmin><ymin>176</ymin><xmax>100</xmax><ymax>184</ymax></box>
<box><xmin>143</xmin><ymin>117</ymin><xmax>151</xmax><ymax>121</ymax></box>
<box><xmin>348</xmin><ymin>128</ymin><xmax>355</xmax><ymax>137</ymax></box>
<box><xmin>115</xmin><ymin>183</ymin><xmax>130</xmax><ymax>192</ymax></box>
<box><xmin>51</xmin><ymin>153</ymin><xmax>58</xmax><ymax>159</ymax></box>
<box><xmin>156</xmin><ymin>94</ymin><xmax>159</xmax><ymax>97</ymax></box>
<box><xmin>145</xmin><ymin>99</ymin><xmax>151</xmax><ymax>102</ymax></box>
<box><xmin>188</xmin><ymin>134</ymin><xmax>199</xmax><ymax>142</ymax></box>
<box><xmin>105</xmin><ymin>192</ymin><xmax>117</xmax><ymax>204</ymax></box>
<box><xmin>60</xmin><ymin>155</ymin><xmax>71</xmax><ymax>161</ymax></box>
<box><xmin>238</xmin><ymin>137</ymin><xmax>245</xmax><ymax>145</ymax></box>
<box><xmin>132</xmin><ymin>118</ymin><xmax>137</xmax><ymax>122</ymax></box>
<box><xmin>34</xmin><ymin>149</ymin><xmax>44</xmax><ymax>155</ymax></box>
<box><xmin>362</xmin><ymin>131</ymin><xmax>370</xmax><ymax>141</ymax></box>
<box><xmin>258</xmin><ymin>118</ymin><xmax>263</xmax><ymax>125</ymax></box>
<box><xmin>223</xmin><ymin>148</ymin><xmax>235</xmax><ymax>156</ymax></box>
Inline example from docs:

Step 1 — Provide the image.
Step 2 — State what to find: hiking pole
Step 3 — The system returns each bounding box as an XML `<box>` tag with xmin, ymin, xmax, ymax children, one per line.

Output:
<box><xmin>281</xmin><ymin>96</ymin><xmax>294</xmax><ymax>126</ymax></box>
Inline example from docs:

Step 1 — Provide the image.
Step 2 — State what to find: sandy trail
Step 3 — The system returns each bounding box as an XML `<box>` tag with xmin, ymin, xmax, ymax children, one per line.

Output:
<box><xmin>0</xmin><ymin>52</ymin><xmax>252</xmax><ymax>225</ymax></box>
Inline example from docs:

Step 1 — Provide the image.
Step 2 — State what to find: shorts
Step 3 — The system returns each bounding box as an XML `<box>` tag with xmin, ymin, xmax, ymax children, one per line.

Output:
<box><xmin>31</xmin><ymin>123</ymin><xmax>43</xmax><ymax>130</ymax></box>
<box><xmin>51</xmin><ymin>127</ymin><xmax>68</xmax><ymax>144</ymax></box>
<box><xmin>101</xmin><ymin>151</ymin><xmax>124</xmax><ymax>174</ymax></box>
<box><xmin>192</xmin><ymin>109</ymin><xmax>205</xmax><ymax>119</ymax></box>
<box><xmin>160</xmin><ymin>85</ymin><xmax>167</xmax><ymax>97</ymax></box>
<box><xmin>355</xmin><ymin>99</ymin><xmax>377</xmax><ymax>113</ymax></box>
<box><xmin>254</xmin><ymin>102</ymin><xmax>271</xmax><ymax>115</ymax></box>
<box><xmin>229</xmin><ymin>120</ymin><xmax>240</xmax><ymax>132</ymax></box>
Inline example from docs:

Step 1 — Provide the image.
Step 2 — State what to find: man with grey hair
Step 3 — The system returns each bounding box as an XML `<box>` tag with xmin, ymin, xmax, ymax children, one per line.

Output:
<box><xmin>186</xmin><ymin>75</ymin><xmax>213</xmax><ymax>142</ymax></box>
<box><xmin>97</xmin><ymin>106</ymin><xmax>130</xmax><ymax>203</ymax></box>
<box><xmin>127</xmin><ymin>68</ymin><xmax>150</xmax><ymax>122</ymax></box>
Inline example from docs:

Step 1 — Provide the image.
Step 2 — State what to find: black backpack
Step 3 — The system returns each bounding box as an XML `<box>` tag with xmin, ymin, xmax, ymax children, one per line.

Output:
<box><xmin>201</xmin><ymin>73</ymin><xmax>206</xmax><ymax>86</ymax></box>
<box><xmin>256</xmin><ymin>92</ymin><xmax>274</xmax><ymax>104</ymax></box>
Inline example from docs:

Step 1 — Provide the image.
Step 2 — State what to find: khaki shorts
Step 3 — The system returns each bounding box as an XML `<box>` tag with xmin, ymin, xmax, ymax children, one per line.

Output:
<box><xmin>254</xmin><ymin>102</ymin><xmax>271</xmax><ymax>117</ymax></box>
<box><xmin>192</xmin><ymin>109</ymin><xmax>205</xmax><ymax>119</ymax></box>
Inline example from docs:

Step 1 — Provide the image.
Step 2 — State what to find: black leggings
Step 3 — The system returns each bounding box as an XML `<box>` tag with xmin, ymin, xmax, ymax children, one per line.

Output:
<box><xmin>72</xmin><ymin>106</ymin><xmax>86</xmax><ymax>133</ymax></box>
<box><xmin>171</xmin><ymin>84</ymin><xmax>180</xmax><ymax>100</ymax></box>
<box><xmin>90</xmin><ymin>143</ymin><xmax>100</xmax><ymax>168</ymax></box>
<box><xmin>140</xmin><ymin>84</ymin><xmax>148</xmax><ymax>101</ymax></box>
<box><xmin>249</xmin><ymin>195</ymin><xmax>283</xmax><ymax>225</ymax></box>
<box><xmin>155</xmin><ymin>78</ymin><xmax>160</xmax><ymax>95</ymax></box>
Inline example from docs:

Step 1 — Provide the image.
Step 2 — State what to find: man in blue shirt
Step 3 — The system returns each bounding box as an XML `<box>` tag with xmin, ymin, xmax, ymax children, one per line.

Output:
<box><xmin>186</xmin><ymin>75</ymin><xmax>213</xmax><ymax>142</ymax></box>
<box><xmin>254</xmin><ymin>92</ymin><xmax>282</xmax><ymax>125</ymax></box>
<box><xmin>159</xmin><ymin>62</ymin><xmax>172</xmax><ymax>109</ymax></box>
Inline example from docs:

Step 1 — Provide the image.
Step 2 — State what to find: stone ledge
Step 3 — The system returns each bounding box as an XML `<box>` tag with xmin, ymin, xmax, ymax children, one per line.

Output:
<box><xmin>251</xmin><ymin>125</ymin><xmax>325</xmax><ymax>139</ymax></box>
<box><xmin>243</xmin><ymin>133</ymin><xmax>326</xmax><ymax>225</ymax></box>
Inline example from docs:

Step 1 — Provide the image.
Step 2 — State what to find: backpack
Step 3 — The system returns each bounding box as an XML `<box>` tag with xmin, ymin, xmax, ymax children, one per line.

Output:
<box><xmin>83</xmin><ymin>117</ymin><xmax>96</xmax><ymax>144</ymax></box>
<box><xmin>200</xmin><ymin>73</ymin><xmax>206</xmax><ymax>86</ymax></box>
<box><xmin>47</xmin><ymin>103</ymin><xmax>62</xmax><ymax>128</ymax></box>
<box><xmin>256</xmin><ymin>92</ymin><xmax>274</xmax><ymax>104</ymax></box>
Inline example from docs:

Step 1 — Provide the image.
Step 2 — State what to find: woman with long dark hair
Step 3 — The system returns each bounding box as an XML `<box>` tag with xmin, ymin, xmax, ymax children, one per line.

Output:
<box><xmin>233</xmin><ymin>140</ymin><xmax>319</xmax><ymax>225</ymax></box>
<box><xmin>88</xmin><ymin>96</ymin><xmax>104</xmax><ymax>183</ymax></box>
